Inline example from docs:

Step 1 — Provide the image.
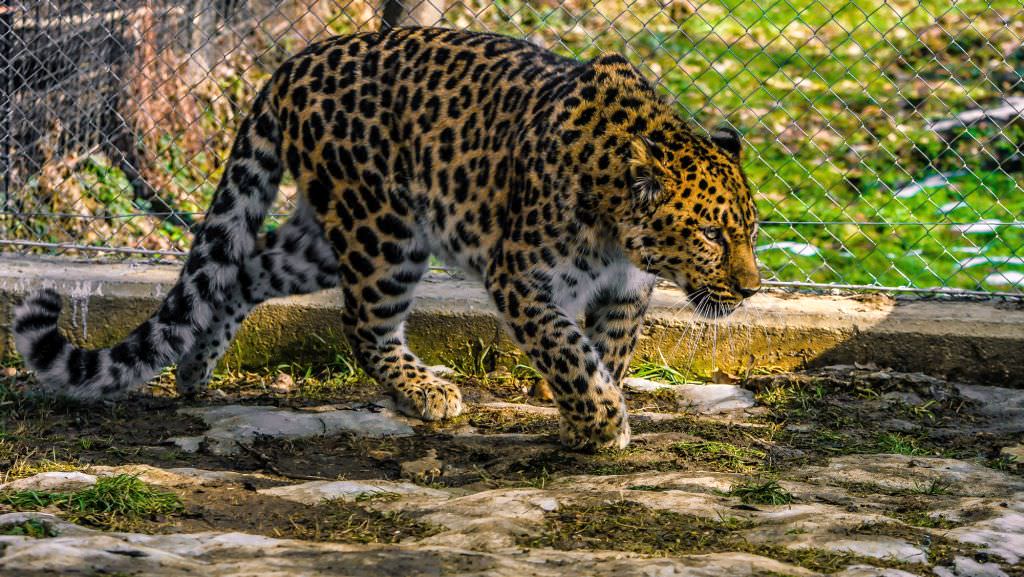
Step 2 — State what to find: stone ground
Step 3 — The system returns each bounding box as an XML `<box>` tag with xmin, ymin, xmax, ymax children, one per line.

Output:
<box><xmin>0</xmin><ymin>362</ymin><xmax>1022</xmax><ymax>576</ymax></box>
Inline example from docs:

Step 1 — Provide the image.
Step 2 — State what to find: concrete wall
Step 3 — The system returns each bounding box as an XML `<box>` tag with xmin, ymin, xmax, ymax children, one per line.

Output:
<box><xmin>2</xmin><ymin>256</ymin><xmax>1022</xmax><ymax>387</ymax></box>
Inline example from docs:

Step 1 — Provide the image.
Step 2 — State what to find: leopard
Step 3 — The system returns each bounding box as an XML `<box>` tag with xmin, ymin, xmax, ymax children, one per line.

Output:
<box><xmin>12</xmin><ymin>27</ymin><xmax>761</xmax><ymax>450</ymax></box>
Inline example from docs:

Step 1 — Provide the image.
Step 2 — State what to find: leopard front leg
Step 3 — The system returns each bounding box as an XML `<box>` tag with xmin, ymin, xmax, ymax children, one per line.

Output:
<box><xmin>488</xmin><ymin>275</ymin><xmax>630</xmax><ymax>450</ymax></box>
<box><xmin>584</xmin><ymin>272</ymin><xmax>655</xmax><ymax>384</ymax></box>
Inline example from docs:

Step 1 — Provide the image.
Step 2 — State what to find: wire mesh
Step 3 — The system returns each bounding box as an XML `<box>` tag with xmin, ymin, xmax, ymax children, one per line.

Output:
<box><xmin>0</xmin><ymin>0</ymin><xmax>1022</xmax><ymax>294</ymax></box>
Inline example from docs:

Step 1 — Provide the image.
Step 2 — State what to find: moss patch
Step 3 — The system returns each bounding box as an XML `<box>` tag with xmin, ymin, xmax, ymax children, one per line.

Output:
<box><xmin>671</xmin><ymin>441</ymin><xmax>767</xmax><ymax>473</ymax></box>
<box><xmin>285</xmin><ymin>500</ymin><xmax>441</xmax><ymax>544</ymax></box>
<box><xmin>519</xmin><ymin>500</ymin><xmax>751</xmax><ymax>556</ymax></box>
<box><xmin>0</xmin><ymin>519</ymin><xmax>57</xmax><ymax>538</ymax></box>
<box><xmin>462</xmin><ymin>408</ymin><xmax>555</xmax><ymax>435</ymax></box>
<box><xmin>744</xmin><ymin>367</ymin><xmax>1021</xmax><ymax>471</ymax></box>
<box><xmin>726</xmin><ymin>479</ymin><xmax>794</xmax><ymax>505</ymax></box>
<box><xmin>521</xmin><ymin>500</ymin><xmax>923</xmax><ymax>573</ymax></box>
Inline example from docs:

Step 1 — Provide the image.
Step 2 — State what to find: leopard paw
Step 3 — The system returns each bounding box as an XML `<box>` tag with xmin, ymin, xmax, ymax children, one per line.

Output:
<box><xmin>392</xmin><ymin>379</ymin><xmax>463</xmax><ymax>421</ymax></box>
<box><xmin>558</xmin><ymin>393</ymin><xmax>630</xmax><ymax>450</ymax></box>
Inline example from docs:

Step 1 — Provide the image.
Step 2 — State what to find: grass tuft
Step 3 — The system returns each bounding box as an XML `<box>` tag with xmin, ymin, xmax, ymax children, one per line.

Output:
<box><xmin>0</xmin><ymin>474</ymin><xmax>183</xmax><ymax>530</ymax></box>
<box><xmin>3</xmin><ymin>458</ymin><xmax>80</xmax><ymax>482</ymax></box>
<box><xmin>727</xmin><ymin>479</ymin><xmax>794</xmax><ymax>505</ymax></box>
<box><xmin>910</xmin><ymin>478</ymin><xmax>954</xmax><ymax>496</ymax></box>
<box><xmin>630</xmin><ymin>359</ymin><xmax>699</xmax><ymax>385</ymax></box>
<box><xmin>875</xmin><ymin>433</ymin><xmax>928</xmax><ymax>456</ymax></box>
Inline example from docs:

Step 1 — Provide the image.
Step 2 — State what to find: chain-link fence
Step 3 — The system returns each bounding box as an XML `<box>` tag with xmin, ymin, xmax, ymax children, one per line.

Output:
<box><xmin>1</xmin><ymin>0</ymin><xmax>1022</xmax><ymax>295</ymax></box>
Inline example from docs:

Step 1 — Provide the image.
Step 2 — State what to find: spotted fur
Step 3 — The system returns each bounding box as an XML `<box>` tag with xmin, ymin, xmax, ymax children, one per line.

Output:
<box><xmin>13</xmin><ymin>27</ymin><xmax>760</xmax><ymax>449</ymax></box>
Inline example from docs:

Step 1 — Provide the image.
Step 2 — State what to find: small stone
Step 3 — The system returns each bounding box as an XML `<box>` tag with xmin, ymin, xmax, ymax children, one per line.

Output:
<box><xmin>427</xmin><ymin>365</ymin><xmax>456</xmax><ymax>377</ymax></box>
<box><xmin>535</xmin><ymin>497</ymin><xmax>559</xmax><ymax>512</ymax></box>
<box><xmin>676</xmin><ymin>383</ymin><xmax>755</xmax><ymax>413</ymax></box>
<box><xmin>624</xmin><ymin>379</ymin><xmax>755</xmax><ymax>413</ymax></box>
<box><xmin>401</xmin><ymin>449</ymin><xmax>444</xmax><ymax>483</ymax></box>
<box><xmin>934</xmin><ymin>556</ymin><xmax>1011</xmax><ymax>577</ymax></box>
<box><xmin>169</xmin><ymin>436</ymin><xmax>204</xmax><ymax>453</ymax></box>
<box><xmin>819</xmin><ymin>537</ymin><xmax>927</xmax><ymax>564</ymax></box>
<box><xmin>1000</xmin><ymin>444</ymin><xmax>1023</xmax><ymax>464</ymax></box>
<box><xmin>0</xmin><ymin>471</ymin><xmax>96</xmax><ymax>493</ymax></box>
<box><xmin>947</xmin><ymin>509</ymin><xmax>1024</xmax><ymax>564</ymax></box>
<box><xmin>270</xmin><ymin>373</ymin><xmax>294</xmax><ymax>394</ymax></box>
<box><xmin>2</xmin><ymin>367</ymin><xmax>17</xmax><ymax>378</ymax></box>
<box><xmin>710</xmin><ymin>369</ymin><xmax>739</xmax><ymax>384</ymax></box>
<box><xmin>623</xmin><ymin>377</ymin><xmax>674</xmax><ymax>393</ymax></box>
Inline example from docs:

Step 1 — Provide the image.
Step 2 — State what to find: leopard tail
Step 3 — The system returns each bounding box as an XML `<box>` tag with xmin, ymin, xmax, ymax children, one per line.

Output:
<box><xmin>12</xmin><ymin>86</ymin><xmax>283</xmax><ymax>399</ymax></box>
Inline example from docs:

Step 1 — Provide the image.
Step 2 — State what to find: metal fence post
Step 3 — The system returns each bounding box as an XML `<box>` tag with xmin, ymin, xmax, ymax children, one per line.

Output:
<box><xmin>381</xmin><ymin>0</ymin><xmax>445</xmax><ymax>29</ymax></box>
<box><xmin>0</xmin><ymin>0</ymin><xmax>12</xmax><ymax>211</ymax></box>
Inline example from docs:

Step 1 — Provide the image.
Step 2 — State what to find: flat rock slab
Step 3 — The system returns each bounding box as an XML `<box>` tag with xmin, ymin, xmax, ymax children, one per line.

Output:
<box><xmin>170</xmin><ymin>404</ymin><xmax>416</xmax><ymax>455</ymax></box>
<box><xmin>801</xmin><ymin>454</ymin><xmax>1024</xmax><ymax>498</ymax></box>
<box><xmin>623</xmin><ymin>378</ymin><xmax>756</xmax><ymax>413</ymax></box>
<box><xmin>955</xmin><ymin>384</ymin><xmax>1024</xmax><ymax>434</ymax></box>
<box><xmin>257</xmin><ymin>479</ymin><xmax>450</xmax><ymax>505</ymax></box>
<box><xmin>84</xmin><ymin>465</ymin><xmax>274</xmax><ymax>488</ymax></box>
<box><xmin>946</xmin><ymin>508</ymin><xmax>1024</xmax><ymax>566</ymax></box>
<box><xmin>1</xmin><ymin>467</ymin><xmax>277</xmax><ymax>495</ymax></box>
<box><xmin>0</xmin><ymin>521</ymin><xmax>824</xmax><ymax>577</ymax></box>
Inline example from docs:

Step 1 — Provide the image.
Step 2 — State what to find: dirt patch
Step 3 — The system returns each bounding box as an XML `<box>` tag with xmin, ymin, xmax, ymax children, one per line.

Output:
<box><xmin>521</xmin><ymin>500</ymin><xmax>929</xmax><ymax>574</ymax></box>
<box><xmin>150</xmin><ymin>484</ymin><xmax>440</xmax><ymax>543</ymax></box>
<box><xmin>745</xmin><ymin>365</ymin><xmax>1024</xmax><ymax>469</ymax></box>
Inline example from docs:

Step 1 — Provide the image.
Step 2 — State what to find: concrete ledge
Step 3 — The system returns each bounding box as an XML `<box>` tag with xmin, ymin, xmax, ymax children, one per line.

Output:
<box><xmin>2</xmin><ymin>255</ymin><xmax>1022</xmax><ymax>387</ymax></box>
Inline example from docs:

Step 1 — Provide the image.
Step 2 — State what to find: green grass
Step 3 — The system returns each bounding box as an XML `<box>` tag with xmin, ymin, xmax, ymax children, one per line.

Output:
<box><xmin>631</xmin><ymin>358</ymin><xmax>700</xmax><ymax>384</ymax></box>
<box><xmin>0</xmin><ymin>475</ymin><xmax>183</xmax><ymax>530</ymax></box>
<box><xmin>635</xmin><ymin>0</ymin><xmax>1024</xmax><ymax>292</ymax></box>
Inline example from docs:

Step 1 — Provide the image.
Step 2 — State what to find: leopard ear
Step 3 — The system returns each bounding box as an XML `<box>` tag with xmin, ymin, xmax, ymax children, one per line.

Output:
<box><xmin>711</xmin><ymin>126</ymin><xmax>742</xmax><ymax>159</ymax></box>
<box><xmin>629</xmin><ymin>136</ymin><xmax>667</xmax><ymax>208</ymax></box>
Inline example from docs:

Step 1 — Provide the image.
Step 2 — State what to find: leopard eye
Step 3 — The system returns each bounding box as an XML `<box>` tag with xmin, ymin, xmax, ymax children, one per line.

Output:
<box><xmin>703</xmin><ymin>227</ymin><xmax>723</xmax><ymax>243</ymax></box>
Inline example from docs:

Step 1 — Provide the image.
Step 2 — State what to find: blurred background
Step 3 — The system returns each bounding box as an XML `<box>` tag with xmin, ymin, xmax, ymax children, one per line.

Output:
<box><xmin>0</xmin><ymin>0</ymin><xmax>1022</xmax><ymax>295</ymax></box>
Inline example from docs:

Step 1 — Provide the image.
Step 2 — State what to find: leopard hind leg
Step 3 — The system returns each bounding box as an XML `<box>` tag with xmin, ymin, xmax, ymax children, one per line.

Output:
<box><xmin>174</xmin><ymin>201</ymin><xmax>339</xmax><ymax>395</ymax></box>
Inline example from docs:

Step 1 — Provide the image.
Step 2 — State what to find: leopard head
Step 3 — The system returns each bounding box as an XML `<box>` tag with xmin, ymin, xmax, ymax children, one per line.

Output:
<box><xmin>620</xmin><ymin>127</ymin><xmax>761</xmax><ymax>318</ymax></box>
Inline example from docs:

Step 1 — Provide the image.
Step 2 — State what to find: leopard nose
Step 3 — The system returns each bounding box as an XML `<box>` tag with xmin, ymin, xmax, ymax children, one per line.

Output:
<box><xmin>737</xmin><ymin>285</ymin><xmax>759</xmax><ymax>298</ymax></box>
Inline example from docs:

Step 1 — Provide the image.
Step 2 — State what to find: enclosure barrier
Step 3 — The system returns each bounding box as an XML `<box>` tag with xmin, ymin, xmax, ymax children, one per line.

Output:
<box><xmin>0</xmin><ymin>0</ymin><xmax>1022</xmax><ymax>296</ymax></box>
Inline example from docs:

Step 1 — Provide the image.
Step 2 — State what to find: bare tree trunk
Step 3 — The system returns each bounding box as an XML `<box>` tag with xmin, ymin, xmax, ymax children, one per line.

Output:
<box><xmin>381</xmin><ymin>0</ymin><xmax>445</xmax><ymax>30</ymax></box>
